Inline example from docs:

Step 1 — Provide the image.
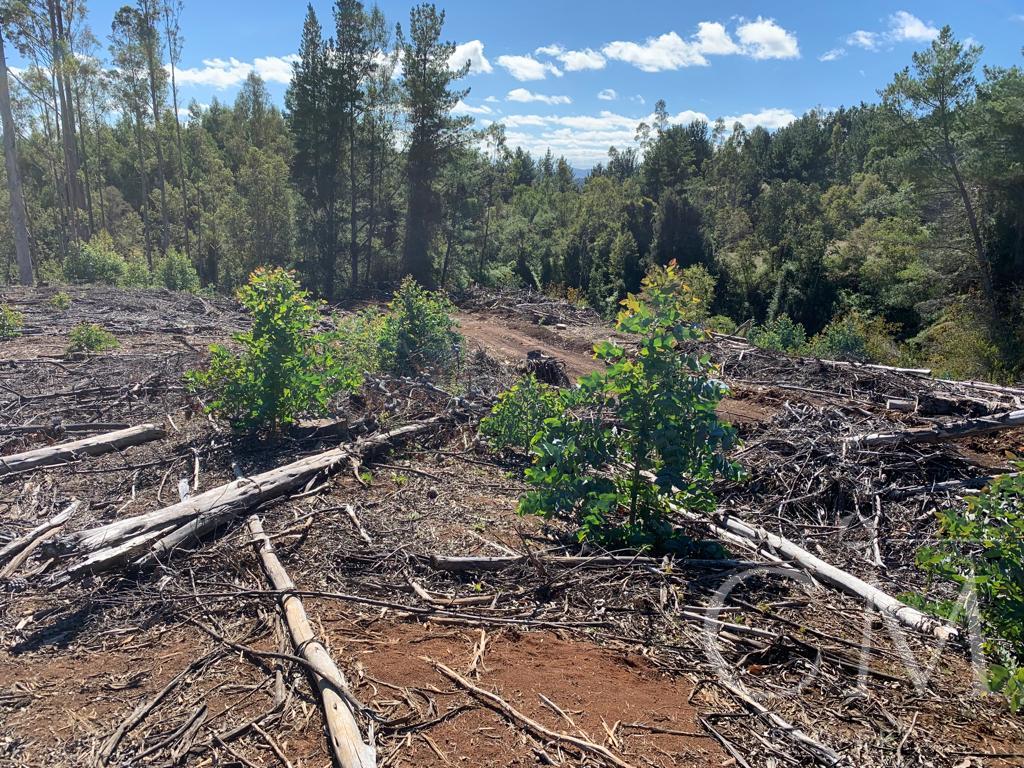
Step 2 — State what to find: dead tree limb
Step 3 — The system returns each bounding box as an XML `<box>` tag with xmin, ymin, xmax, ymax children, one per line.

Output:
<box><xmin>247</xmin><ymin>515</ymin><xmax>376</xmax><ymax>768</ymax></box>
<box><xmin>0</xmin><ymin>500</ymin><xmax>80</xmax><ymax>567</ymax></box>
<box><xmin>55</xmin><ymin>418</ymin><xmax>444</xmax><ymax>579</ymax></box>
<box><xmin>843</xmin><ymin>409</ymin><xmax>1024</xmax><ymax>453</ymax></box>
<box><xmin>426</xmin><ymin>553</ymin><xmax>771</xmax><ymax>572</ymax></box>
<box><xmin>0</xmin><ymin>424</ymin><xmax>166</xmax><ymax>477</ymax></box>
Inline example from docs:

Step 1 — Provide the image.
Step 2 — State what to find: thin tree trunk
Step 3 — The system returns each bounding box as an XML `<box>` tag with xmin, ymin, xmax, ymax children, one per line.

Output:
<box><xmin>145</xmin><ymin>49</ymin><xmax>169</xmax><ymax>255</ymax></box>
<box><xmin>0</xmin><ymin>28</ymin><xmax>33</xmax><ymax>284</ymax></box>
<box><xmin>133</xmin><ymin>111</ymin><xmax>152</xmax><ymax>267</ymax></box>
<box><xmin>349</xmin><ymin>121</ymin><xmax>358</xmax><ymax>291</ymax></box>
<box><xmin>166</xmin><ymin>58</ymin><xmax>188</xmax><ymax>259</ymax></box>
<box><xmin>48</xmin><ymin>0</ymin><xmax>83</xmax><ymax>233</ymax></box>
<box><xmin>73</xmin><ymin>80</ymin><xmax>95</xmax><ymax>234</ymax></box>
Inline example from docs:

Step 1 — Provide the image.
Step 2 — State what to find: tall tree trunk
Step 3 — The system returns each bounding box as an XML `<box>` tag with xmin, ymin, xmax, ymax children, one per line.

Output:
<box><xmin>133</xmin><ymin>111</ymin><xmax>152</xmax><ymax>267</ymax></box>
<box><xmin>348</xmin><ymin>122</ymin><xmax>358</xmax><ymax>291</ymax></box>
<box><xmin>0</xmin><ymin>28</ymin><xmax>33</xmax><ymax>285</ymax></box>
<box><xmin>145</xmin><ymin>48</ymin><xmax>169</xmax><ymax>255</ymax></box>
<box><xmin>73</xmin><ymin>80</ymin><xmax>95</xmax><ymax>234</ymax></box>
<box><xmin>48</xmin><ymin>0</ymin><xmax>83</xmax><ymax>234</ymax></box>
<box><xmin>166</xmin><ymin>57</ymin><xmax>189</xmax><ymax>259</ymax></box>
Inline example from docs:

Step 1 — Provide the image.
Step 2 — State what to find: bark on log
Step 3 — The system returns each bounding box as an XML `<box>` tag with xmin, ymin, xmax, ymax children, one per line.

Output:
<box><xmin>843</xmin><ymin>409</ymin><xmax>1024</xmax><ymax>453</ymax></box>
<box><xmin>682</xmin><ymin>508</ymin><xmax>959</xmax><ymax>642</ymax></box>
<box><xmin>56</xmin><ymin>419</ymin><xmax>443</xmax><ymax>578</ymax></box>
<box><xmin>247</xmin><ymin>515</ymin><xmax>375</xmax><ymax>768</ymax></box>
<box><xmin>0</xmin><ymin>424</ymin><xmax>166</xmax><ymax>476</ymax></box>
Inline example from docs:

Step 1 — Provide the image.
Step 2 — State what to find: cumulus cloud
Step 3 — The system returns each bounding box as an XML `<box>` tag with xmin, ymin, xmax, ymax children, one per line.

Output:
<box><xmin>497</xmin><ymin>54</ymin><xmax>562</xmax><ymax>81</ymax></box>
<box><xmin>597</xmin><ymin>88</ymin><xmax>617</xmax><ymax>101</ymax></box>
<box><xmin>454</xmin><ymin>100</ymin><xmax>494</xmax><ymax>115</ymax></box>
<box><xmin>736</xmin><ymin>17</ymin><xmax>800</xmax><ymax>60</ymax></box>
<box><xmin>847</xmin><ymin>11</ymin><xmax>938</xmax><ymax>51</ymax></box>
<box><xmin>819</xmin><ymin>48</ymin><xmax>846</xmax><ymax>62</ymax></box>
<box><xmin>603</xmin><ymin>17</ymin><xmax>798</xmax><ymax>72</ymax></box>
<box><xmin>507</xmin><ymin>88</ymin><xmax>572</xmax><ymax>105</ymax></box>
<box><xmin>496</xmin><ymin>106</ymin><xmax>795</xmax><ymax>167</ymax></box>
<box><xmin>450</xmin><ymin>40</ymin><xmax>492</xmax><ymax>75</ymax></box>
<box><xmin>172</xmin><ymin>54</ymin><xmax>299</xmax><ymax>89</ymax></box>
<box><xmin>557</xmin><ymin>48</ymin><xmax>606</xmax><ymax>71</ymax></box>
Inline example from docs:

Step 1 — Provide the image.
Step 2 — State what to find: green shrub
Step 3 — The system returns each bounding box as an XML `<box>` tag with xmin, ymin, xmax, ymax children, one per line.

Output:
<box><xmin>64</xmin><ymin>233</ymin><xmax>127</xmax><ymax>285</ymax></box>
<box><xmin>807</xmin><ymin>310</ymin><xmax>898</xmax><ymax>363</ymax></box>
<box><xmin>706</xmin><ymin>314</ymin><xmax>737</xmax><ymax>335</ymax></box>
<box><xmin>916</xmin><ymin>465</ymin><xmax>1024</xmax><ymax>712</ymax></box>
<box><xmin>519</xmin><ymin>261</ymin><xmax>741</xmax><ymax>547</ymax></box>
<box><xmin>377</xmin><ymin>276</ymin><xmax>462</xmax><ymax>378</ymax></box>
<box><xmin>186</xmin><ymin>267</ymin><xmax>361</xmax><ymax>432</ymax></box>
<box><xmin>480</xmin><ymin>374</ymin><xmax>562</xmax><ymax>452</ymax></box>
<box><xmin>66</xmin><ymin>322</ymin><xmax>119</xmax><ymax>354</ymax></box>
<box><xmin>157</xmin><ymin>250</ymin><xmax>201</xmax><ymax>292</ymax></box>
<box><xmin>122</xmin><ymin>257</ymin><xmax>154</xmax><ymax>288</ymax></box>
<box><xmin>749</xmin><ymin>314</ymin><xmax>807</xmax><ymax>353</ymax></box>
<box><xmin>49</xmin><ymin>291</ymin><xmax>72</xmax><ymax>311</ymax></box>
<box><xmin>910</xmin><ymin>304</ymin><xmax>1005</xmax><ymax>382</ymax></box>
<box><xmin>679</xmin><ymin>263</ymin><xmax>716</xmax><ymax>323</ymax></box>
<box><xmin>331</xmin><ymin>308</ymin><xmax>384</xmax><ymax>374</ymax></box>
<box><xmin>0</xmin><ymin>304</ymin><xmax>24</xmax><ymax>339</ymax></box>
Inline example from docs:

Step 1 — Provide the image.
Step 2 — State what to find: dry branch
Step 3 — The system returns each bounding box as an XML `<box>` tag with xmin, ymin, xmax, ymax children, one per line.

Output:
<box><xmin>0</xmin><ymin>423</ymin><xmax>166</xmax><ymax>476</ymax></box>
<box><xmin>247</xmin><ymin>515</ymin><xmax>376</xmax><ymax>768</ymax></box>
<box><xmin>0</xmin><ymin>500</ymin><xmax>80</xmax><ymax>567</ymax></box>
<box><xmin>843</xmin><ymin>409</ymin><xmax>1024</xmax><ymax>453</ymax></box>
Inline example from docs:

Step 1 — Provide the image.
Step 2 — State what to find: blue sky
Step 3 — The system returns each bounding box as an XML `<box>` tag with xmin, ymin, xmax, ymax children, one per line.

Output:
<box><xmin>51</xmin><ymin>1</ymin><xmax>1024</xmax><ymax>166</ymax></box>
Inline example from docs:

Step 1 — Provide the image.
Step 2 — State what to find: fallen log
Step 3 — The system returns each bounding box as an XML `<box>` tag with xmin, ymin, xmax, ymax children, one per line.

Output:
<box><xmin>681</xmin><ymin>508</ymin><xmax>959</xmax><ymax>642</ymax></box>
<box><xmin>0</xmin><ymin>423</ymin><xmax>166</xmax><ymax>477</ymax></box>
<box><xmin>0</xmin><ymin>501</ymin><xmax>80</xmax><ymax>578</ymax></box>
<box><xmin>0</xmin><ymin>501</ymin><xmax>80</xmax><ymax>566</ymax></box>
<box><xmin>426</xmin><ymin>553</ymin><xmax>777</xmax><ymax>571</ymax></box>
<box><xmin>247</xmin><ymin>515</ymin><xmax>375</xmax><ymax>768</ymax></box>
<box><xmin>843</xmin><ymin>409</ymin><xmax>1024</xmax><ymax>453</ymax></box>
<box><xmin>0</xmin><ymin>422</ymin><xmax>131</xmax><ymax>437</ymax></box>
<box><xmin>55</xmin><ymin>418</ymin><xmax>444</xmax><ymax>578</ymax></box>
<box><xmin>886</xmin><ymin>473</ymin><xmax>1019</xmax><ymax>499</ymax></box>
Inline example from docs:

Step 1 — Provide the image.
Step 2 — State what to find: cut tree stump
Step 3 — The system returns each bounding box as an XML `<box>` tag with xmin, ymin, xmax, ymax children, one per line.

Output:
<box><xmin>247</xmin><ymin>515</ymin><xmax>376</xmax><ymax>768</ymax></box>
<box><xmin>843</xmin><ymin>408</ymin><xmax>1024</xmax><ymax>453</ymax></box>
<box><xmin>0</xmin><ymin>423</ymin><xmax>166</xmax><ymax>477</ymax></box>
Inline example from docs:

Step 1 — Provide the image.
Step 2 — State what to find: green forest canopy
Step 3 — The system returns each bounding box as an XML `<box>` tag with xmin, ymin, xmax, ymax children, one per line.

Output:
<box><xmin>0</xmin><ymin>1</ymin><xmax>1022</xmax><ymax>381</ymax></box>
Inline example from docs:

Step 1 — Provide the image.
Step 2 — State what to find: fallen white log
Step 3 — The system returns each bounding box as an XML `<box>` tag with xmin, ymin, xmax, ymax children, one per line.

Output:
<box><xmin>426</xmin><ymin>553</ymin><xmax>773</xmax><ymax>571</ymax></box>
<box><xmin>681</xmin><ymin>508</ymin><xmax>959</xmax><ymax>642</ymax></box>
<box><xmin>0</xmin><ymin>501</ymin><xmax>80</xmax><ymax>578</ymax></box>
<box><xmin>843</xmin><ymin>408</ymin><xmax>1024</xmax><ymax>453</ymax></box>
<box><xmin>0</xmin><ymin>423</ymin><xmax>166</xmax><ymax>476</ymax></box>
<box><xmin>56</xmin><ymin>419</ymin><xmax>443</xmax><ymax>578</ymax></box>
<box><xmin>247</xmin><ymin>515</ymin><xmax>375</xmax><ymax>768</ymax></box>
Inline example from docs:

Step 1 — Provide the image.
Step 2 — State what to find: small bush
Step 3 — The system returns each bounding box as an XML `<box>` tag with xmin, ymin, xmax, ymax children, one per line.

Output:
<box><xmin>706</xmin><ymin>314</ymin><xmax>737</xmax><ymax>335</ymax></box>
<box><xmin>480</xmin><ymin>374</ymin><xmax>562</xmax><ymax>452</ymax></box>
<box><xmin>0</xmin><ymin>304</ymin><xmax>24</xmax><ymax>339</ymax></box>
<box><xmin>679</xmin><ymin>264</ymin><xmax>716</xmax><ymax>323</ymax></box>
<box><xmin>910</xmin><ymin>304</ymin><xmax>1005</xmax><ymax>382</ymax></box>
<box><xmin>378</xmin><ymin>276</ymin><xmax>462</xmax><ymax>378</ymax></box>
<box><xmin>157</xmin><ymin>250</ymin><xmax>201</xmax><ymax>292</ymax></box>
<box><xmin>66</xmin><ymin>322</ymin><xmax>119</xmax><ymax>354</ymax></box>
<box><xmin>807</xmin><ymin>310</ymin><xmax>898</xmax><ymax>363</ymax></box>
<box><xmin>916</xmin><ymin>465</ymin><xmax>1024</xmax><ymax>712</ymax></box>
<box><xmin>331</xmin><ymin>308</ymin><xmax>384</xmax><ymax>374</ymax></box>
<box><xmin>64</xmin><ymin>233</ymin><xmax>127</xmax><ymax>285</ymax></box>
<box><xmin>122</xmin><ymin>257</ymin><xmax>154</xmax><ymax>288</ymax></box>
<box><xmin>186</xmin><ymin>267</ymin><xmax>361</xmax><ymax>432</ymax></box>
<box><xmin>749</xmin><ymin>314</ymin><xmax>807</xmax><ymax>353</ymax></box>
<box><xmin>49</xmin><ymin>291</ymin><xmax>72</xmax><ymax>311</ymax></box>
<box><xmin>519</xmin><ymin>261</ymin><xmax>741</xmax><ymax>547</ymax></box>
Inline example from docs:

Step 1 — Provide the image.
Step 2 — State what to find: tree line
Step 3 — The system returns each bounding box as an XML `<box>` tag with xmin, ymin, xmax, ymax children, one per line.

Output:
<box><xmin>0</xmin><ymin>1</ymin><xmax>1021</xmax><ymax>380</ymax></box>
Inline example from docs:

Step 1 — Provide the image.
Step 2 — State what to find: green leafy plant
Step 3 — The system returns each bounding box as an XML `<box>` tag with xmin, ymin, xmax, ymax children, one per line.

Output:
<box><xmin>49</xmin><ymin>291</ymin><xmax>72</xmax><ymax>311</ymax></box>
<box><xmin>377</xmin><ymin>276</ymin><xmax>462</xmax><ymax>378</ymax></box>
<box><xmin>66</xmin><ymin>322</ymin><xmax>119</xmax><ymax>354</ymax></box>
<box><xmin>332</xmin><ymin>308</ymin><xmax>384</xmax><ymax>374</ymax></box>
<box><xmin>916</xmin><ymin>464</ymin><xmax>1024</xmax><ymax>712</ymax></box>
<box><xmin>156</xmin><ymin>250</ymin><xmax>201</xmax><ymax>292</ymax></box>
<box><xmin>1</xmin><ymin>304</ymin><xmax>24</xmax><ymax>340</ymax></box>
<box><xmin>519</xmin><ymin>261</ymin><xmax>741</xmax><ymax>547</ymax></box>
<box><xmin>63</xmin><ymin>232</ymin><xmax>128</xmax><ymax>285</ymax></box>
<box><xmin>807</xmin><ymin>310</ymin><xmax>898</xmax><ymax>363</ymax></box>
<box><xmin>480</xmin><ymin>374</ymin><xmax>562</xmax><ymax>452</ymax></box>
<box><xmin>749</xmin><ymin>314</ymin><xmax>807</xmax><ymax>353</ymax></box>
<box><xmin>186</xmin><ymin>267</ymin><xmax>360</xmax><ymax>431</ymax></box>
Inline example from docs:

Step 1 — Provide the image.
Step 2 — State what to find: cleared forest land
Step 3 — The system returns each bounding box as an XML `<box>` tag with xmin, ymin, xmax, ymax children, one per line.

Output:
<box><xmin>1</xmin><ymin>285</ymin><xmax>1022</xmax><ymax>768</ymax></box>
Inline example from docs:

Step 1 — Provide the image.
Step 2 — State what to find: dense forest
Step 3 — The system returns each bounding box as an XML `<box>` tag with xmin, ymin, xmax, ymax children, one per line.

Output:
<box><xmin>0</xmin><ymin>0</ymin><xmax>1022</xmax><ymax>380</ymax></box>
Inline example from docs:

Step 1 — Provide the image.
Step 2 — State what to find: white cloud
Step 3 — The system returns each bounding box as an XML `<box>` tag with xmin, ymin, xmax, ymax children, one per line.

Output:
<box><xmin>454</xmin><ymin>100</ymin><xmax>494</xmax><ymax>115</ymax></box>
<box><xmin>631</xmin><ymin>94</ymin><xmax>646</xmax><ymax>105</ymax></box>
<box><xmin>603</xmin><ymin>18</ymin><xmax>799</xmax><ymax>71</ymax></box>
<box><xmin>507</xmin><ymin>88</ymin><xmax>572</xmax><ymax>105</ymax></box>
<box><xmin>497</xmin><ymin>54</ymin><xmax>562</xmax><ymax>81</ymax></box>
<box><xmin>171</xmin><ymin>54</ymin><xmax>298</xmax><ymax>89</ymax></box>
<box><xmin>450</xmin><ymin>40</ymin><xmax>492</xmax><ymax>75</ymax></box>
<box><xmin>597</xmin><ymin>88</ymin><xmax>617</xmax><ymax>101</ymax></box>
<box><xmin>535</xmin><ymin>44</ymin><xmax>564</xmax><ymax>56</ymax></box>
<box><xmin>846</xmin><ymin>12</ymin><xmax>938</xmax><ymax>52</ymax></box>
<box><xmin>496</xmin><ymin>105</ymin><xmax>794</xmax><ymax>167</ymax></box>
<box><xmin>694</xmin><ymin>22</ymin><xmax>741</xmax><ymax>55</ymax></box>
<box><xmin>736</xmin><ymin>17</ymin><xmax>800</xmax><ymax>60</ymax></box>
<box><xmin>556</xmin><ymin>48</ymin><xmax>606</xmax><ymax>71</ymax></box>
<box><xmin>484</xmin><ymin>95</ymin><xmax>500</xmax><ymax>103</ymax></box>
<box><xmin>819</xmin><ymin>48</ymin><xmax>846</xmax><ymax>62</ymax></box>
<box><xmin>254</xmin><ymin>54</ymin><xmax>299</xmax><ymax>84</ymax></box>
<box><xmin>721</xmin><ymin>107</ymin><xmax>797</xmax><ymax>130</ymax></box>
<box><xmin>603</xmin><ymin>32</ymin><xmax>706</xmax><ymax>72</ymax></box>
<box><xmin>888</xmin><ymin>10</ymin><xmax>939</xmax><ymax>42</ymax></box>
